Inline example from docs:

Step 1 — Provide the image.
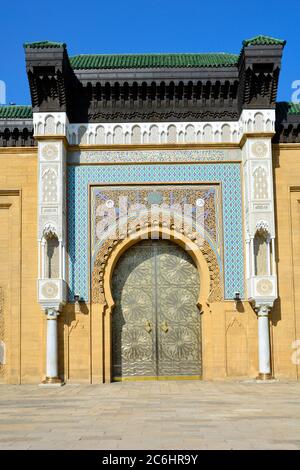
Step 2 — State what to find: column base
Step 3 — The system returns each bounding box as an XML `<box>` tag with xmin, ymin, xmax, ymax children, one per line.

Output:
<box><xmin>256</xmin><ymin>373</ymin><xmax>273</xmax><ymax>380</ymax></box>
<box><xmin>39</xmin><ymin>376</ymin><xmax>64</xmax><ymax>387</ymax></box>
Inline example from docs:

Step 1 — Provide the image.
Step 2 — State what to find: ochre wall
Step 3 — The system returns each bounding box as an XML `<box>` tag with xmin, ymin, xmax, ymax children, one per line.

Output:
<box><xmin>272</xmin><ymin>145</ymin><xmax>300</xmax><ymax>379</ymax></box>
<box><xmin>0</xmin><ymin>149</ymin><xmax>43</xmax><ymax>384</ymax></box>
<box><xmin>202</xmin><ymin>301</ymin><xmax>258</xmax><ymax>380</ymax></box>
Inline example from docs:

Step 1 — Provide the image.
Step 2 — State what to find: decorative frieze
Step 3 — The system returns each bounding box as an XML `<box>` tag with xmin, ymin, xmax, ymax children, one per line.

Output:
<box><xmin>67</xmin><ymin>121</ymin><xmax>240</xmax><ymax>145</ymax></box>
<box><xmin>69</xmin><ymin>148</ymin><xmax>241</xmax><ymax>164</ymax></box>
<box><xmin>32</xmin><ymin>110</ymin><xmax>275</xmax><ymax>147</ymax></box>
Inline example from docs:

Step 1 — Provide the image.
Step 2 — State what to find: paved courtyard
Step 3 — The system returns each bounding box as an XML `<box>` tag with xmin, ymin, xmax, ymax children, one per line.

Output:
<box><xmin>0</xmin><ymin>380</ymin><xmax>300</xmax><ymax>450</ymax></box>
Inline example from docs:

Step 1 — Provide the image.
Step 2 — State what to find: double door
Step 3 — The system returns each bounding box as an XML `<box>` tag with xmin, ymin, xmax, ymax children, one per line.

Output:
<box><xmin>112</xmin><ymin>240</ymin><xmax>201</xmax><ymax>380</ymax></box>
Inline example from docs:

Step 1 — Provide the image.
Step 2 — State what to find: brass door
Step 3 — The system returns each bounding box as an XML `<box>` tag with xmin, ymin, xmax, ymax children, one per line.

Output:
<box><xmin>112</xmin><ymin>240</ymin><xmax>201</xmax><ymax>380</ymax></box>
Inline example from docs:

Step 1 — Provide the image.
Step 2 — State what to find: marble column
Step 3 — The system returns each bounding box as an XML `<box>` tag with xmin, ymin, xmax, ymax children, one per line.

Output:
<box><xmin>257</xmin><ymin>304</ymin><xmax>273</xmax><ymax>380</ymax></box>
<box><xmin>41</xmin><ymin>308</ymin><xmax>63</xmax><ymax>386</ymax></box>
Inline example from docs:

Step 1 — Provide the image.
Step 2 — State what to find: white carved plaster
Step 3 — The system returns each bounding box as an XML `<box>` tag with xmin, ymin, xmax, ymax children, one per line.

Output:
<box><xmin>64</xmin><ymin>110</ymin><xmax>274</xmax><ymax>146</ymax></box>
<box><xmin>33</xmin><ymin>109</ymin><xmax>275</xmax><ymax>146</ymax></box>
<box><xmin>43</xmin><ymin>223</ymin><xmax>58</xmax><ymax>239</ymax></box>
<box><xmin>37</xmin><ymin>117</ymin><xmax>67</xmax><ymax>307</ymax></box>
<box><xmin>241</xmin><ymin>130</ymin><xmax>277</xmax><ymax>306</ymax></box>
<box><xmin>33</xmin><ymin>112</ymin><xmax>69</xmax><ymax>139</ymax></box>
<box><xmin>255</xmin><ymin>220</ymin><xmax>270</xmax><ymax>234</ymax></box>
<box><xmin>42</xmin><ymin>167</ymin><xmax>58</xmax><ymax>203</ymax></box>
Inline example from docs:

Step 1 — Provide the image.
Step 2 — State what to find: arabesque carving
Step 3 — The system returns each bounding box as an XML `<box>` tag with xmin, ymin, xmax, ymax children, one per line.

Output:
<box><xmin>92</xmin><ymin>227</ymin><xmax>222</xmax><ymax>305</ymax></box>
<box><xmin>91</xmin><ymin>185</ymin><xmax>223</xmax><ymax>305</ymax></box>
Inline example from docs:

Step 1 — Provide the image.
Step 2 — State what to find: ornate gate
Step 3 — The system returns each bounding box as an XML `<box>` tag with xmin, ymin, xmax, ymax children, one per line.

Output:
<box><xmin>112</xmin><ymin>240</ymin><xmax>201</xmax><ymax>380</ymax></box>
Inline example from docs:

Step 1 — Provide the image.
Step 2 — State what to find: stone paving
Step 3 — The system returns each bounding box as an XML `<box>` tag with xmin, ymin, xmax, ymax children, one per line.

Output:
<box><xmin>0</xmin><ymin>380</ymin><xmax>300</xmax><ymax>450</ymax></box>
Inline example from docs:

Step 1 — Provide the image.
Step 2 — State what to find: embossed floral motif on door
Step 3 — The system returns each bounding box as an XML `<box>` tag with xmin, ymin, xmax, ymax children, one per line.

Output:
<box><xmin>112</xmin><ymin>240</ymin><xmax>201</xmax><ymax>380</ymax></box>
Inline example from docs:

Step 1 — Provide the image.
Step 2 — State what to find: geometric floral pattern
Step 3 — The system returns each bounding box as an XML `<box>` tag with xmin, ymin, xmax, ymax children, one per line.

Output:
<box><xmin>111</xmin><ymin>240</ymin><xmax>201</xmax><ymax>377</ymax></box>
<box><xmin>67</xmin><ymin>162</ymin><xmax>244</xmax><ymax>300</ymax></box>
<box><xmin>91</xmin><ymin>184</ymin><xmax>221</xmax><ymax>265</ymax></box>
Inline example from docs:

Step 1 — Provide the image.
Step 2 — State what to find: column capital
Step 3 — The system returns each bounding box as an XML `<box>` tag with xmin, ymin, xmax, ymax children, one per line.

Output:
<box><xmin>45</xmin><ymin>308</ymin><xmax>60</xmax><ymax>320</ymax></box>
<box><xmin>255</xmin><ymin>303</ymin><xmax>272</xmax><ymax>317</ymax></box>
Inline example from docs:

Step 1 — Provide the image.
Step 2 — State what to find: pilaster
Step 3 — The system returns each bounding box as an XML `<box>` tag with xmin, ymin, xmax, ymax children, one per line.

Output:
<box><xmin>35</xmin><ymin>112</ymin><xmax>69</xmax><ymax>385</ymax></box>
<box><xmin>36</xmin><ymin>112</ymin><xmax>69</xmax><ymax>311</ymax></box>
<box><xmin>240</xmin><ymin>109</ymin><xmax>277</xmax><ymax>306</ymax></box>
<box><xmin>240</xmin><ymin>109</ymin><xmax>277</xmax><ymax>380</ymax></box>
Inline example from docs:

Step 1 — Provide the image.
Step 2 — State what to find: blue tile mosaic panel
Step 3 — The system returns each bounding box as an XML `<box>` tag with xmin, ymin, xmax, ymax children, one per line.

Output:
<box><xmin>67</xmin><ymin>163</ymin><xmax>244</xmax><ymax>300</ymax></box>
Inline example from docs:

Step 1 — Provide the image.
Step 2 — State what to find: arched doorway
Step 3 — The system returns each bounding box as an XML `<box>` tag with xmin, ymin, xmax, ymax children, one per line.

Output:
<box><xmin>111</xmin><ymin>239</ymin><xmax>201</xmax><ymax>380</ymax></box>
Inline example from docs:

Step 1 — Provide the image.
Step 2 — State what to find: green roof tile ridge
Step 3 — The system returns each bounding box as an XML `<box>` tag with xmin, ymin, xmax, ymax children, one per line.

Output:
<box><xmin>276</xmin><ymin>102</ymin><xmax>300</xmax><ymax>117</ymax></box>
<box><xmin>69</xmin><ymin>52</ymin><xmax>239</xmax><ymax>69</ymax></box>
<box><xmin>288</xmin><ymin>102</ymin><xmax>300</xmax><ymax>114</ymax></box>
<box><xmin>0</xmin><ymin>105</ymin><xmax>33</xmax><ymax>119</ymax></box>
<box><xmin>24</xmin><ymin>41</ymin><xmax>66</xmax><ymax>49</ymax></box>
<box><xmin>243</xmin><ymin>35</ymin><xmax>286</xmax><ymax>46</ymax></box>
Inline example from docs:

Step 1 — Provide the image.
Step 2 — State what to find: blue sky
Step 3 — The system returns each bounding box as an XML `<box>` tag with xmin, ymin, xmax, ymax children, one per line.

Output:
<box><xmin>0</xmin><ymin>0</ymin><xmax>298</xmax><ymax>105</ymax></box>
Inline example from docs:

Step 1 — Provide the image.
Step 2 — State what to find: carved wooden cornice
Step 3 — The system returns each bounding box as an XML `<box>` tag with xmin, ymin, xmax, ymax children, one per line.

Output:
<box><xmin>23</xmin><ymin>40</ymin><xmax>285</xmax><ymax>124</ymax></box>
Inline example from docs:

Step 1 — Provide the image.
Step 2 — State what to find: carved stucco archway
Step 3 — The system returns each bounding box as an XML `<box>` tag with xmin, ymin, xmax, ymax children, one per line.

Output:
<box><xmin>92</xmin><ymin>226</ymin><xmax>222</xmax><ymax>382</ymax></box>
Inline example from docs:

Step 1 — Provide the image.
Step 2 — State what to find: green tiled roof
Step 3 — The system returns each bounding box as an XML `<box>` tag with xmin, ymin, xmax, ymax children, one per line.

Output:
<box><xmin>0</xmin><ymin>105</ymin><xmax>33</xmax><ymax>119</ymax></box>
<box><xmin>277</xmin><ymin>102</ymin><xmax>300</xmax><ymax>116</ymax></box>
<box><xmin>69</xmin><ymin>53</ymin><xmax>239</xmax><ymax>70</ymax></box>
<box><xmin>287</xmin><ymin>102</ymin><xmax>300</xmax><ymax>115</ymax></box>
<box><xmin>243</xmin><ymin>35</ymin><xmax>286</xmax><ymax>47</ymax></box>
<box><xmin>24</xmin><ymin>41</ymin><xmax>66</xmax><ymax>49</ymax></box>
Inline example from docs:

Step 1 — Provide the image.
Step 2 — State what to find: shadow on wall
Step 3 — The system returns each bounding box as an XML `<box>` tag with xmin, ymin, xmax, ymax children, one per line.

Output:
<box><xmin>271</xmin><ymin>151</ymin><xmax>282</xmax><ymax>328</ymax></box>
<box><xmin>57</xmin><ymin>301</ymin><xmax>89</xmax><ymax>381</ymax></box>
<box><xmin>271</xmin><ymin>297</ymin><xmax>282</xmax><ymax>327</ymax></box>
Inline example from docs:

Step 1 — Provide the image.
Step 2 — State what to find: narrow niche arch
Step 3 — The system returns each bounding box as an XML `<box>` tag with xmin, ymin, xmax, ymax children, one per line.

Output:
<box><xmin>56</xmin><ymin>122</ymin><xmax>63</xmax><ymax>134</ymax></box>
<box><xmin>253</xmin><ymin>227</ymin><xmax>272</xmax><ymax>276</ymax></box>
<box><xmin>78</xmin><ymin>125</ymin><xmax>87</xmax><ymax>145</ymax></box>
<box><xmin>254</xmin><ymin>112</ymin><xmax>264</xmax><ymax>132</ymax></box>
<box><xmin>185</xmin><ymin>125</ymin><xmax>195</xmax><ymax>143</ymax></box>
<box><xmin>45</xmin><ymin>235</ymin><xmax>60</xmax><ymax>278</ymax></box>
<box><xmin>113</xmin><ymin>126</ymin><xmax>123</xmax><ymax>144</ymax></box>
<box><xmin>149</xmin><ymin>125</ymin><xmax>159</xmax><ymax>143</ymax></box>
<box><xmin>142</xmin><ymin>131</ymin><xmax>148</xmax><ymax>144</ymax></box>
<box><xmin>247</xmin><ymin>119</ymin><xmax>253</xmax><ymax>133</ymax></box>
<box><xmin>132</xmin><ymin>125</ymin><xmax>141</xmax><ymax>144</ymax></box>
<box><xmin>37</xmin><ymin>122</ymin><xmax>44</xmax><ymax>135</ymax></box>
<box><xmin>203</xmin><ymin>124</ymin><xmax>213</xmax><ymax>142</ymax></box>
<box><xmin>45</xmin><ymin>115</ymin><xmax>55</xmax><ymax>134</ymax></box>
<box><xmin>266</xmin><ymin>120</ymin><xmax>273</xmax><ymax>132</ymax></box>
<box><xmin>167</xmin><ymin>125</ymin><xmax>177</xmax><ymax>143</ymax></box>
<box><xmin>221</xmin><ymin>124</ymin><xmax>231</xmax><ymax>142</ymax></box>
<box><xmin>95</xmin><ymin>126</ymin><xmax>105</xmax><ymax>144</ymax></box>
